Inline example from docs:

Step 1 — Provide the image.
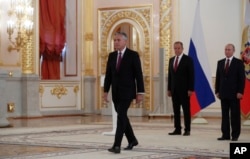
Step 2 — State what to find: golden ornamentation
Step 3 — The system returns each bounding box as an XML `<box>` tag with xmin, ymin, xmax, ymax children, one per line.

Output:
<box><xmin>85</xmin><ymin>33</ymin><xmax>93</xmax><ymax>41</ymax></box>
<box><xmin>22</xmin><ymin>35</ymin><xmax>34</xmax><ymax>74</ymax></box>
<box><xmin>83</xmin><ymin>0</ymin><xmax>94</xmax><ymax>76</ymax></box>
<box><xmin>74</xmin><ymin>85</ymin><xmax>79</xmax><ymax>93</ymax></box>
<box><xmin>98</xmin><ymin>6</ymin><xmax>152</xmax><ymax>110</ymax></box>
<box><xmin>7</xmin><ymin>102</ymin><xmax>15</xmax><ymax>113</ymax></box>
<box><xmin>39</xmin><ymin>85</ymin><xmax>44</xmax><ymax>95</ymax></box>
<box><xmin>8</xmin><ymin>71</ymin><xmax>13</xmax><ymax>77</ymax></box>
<box><xmin>6</xmin><ymin>0</ymin><xmax>35</xmax><ymax>74</ymax></box>
<box><xmin>7</xmin><ymin>0</ymin><xmax>34</xmax><ymax>52</ymax></box>
<box><xmin>50</xmin><ymin>85</ymin><xmax>68</xmax><ymax>99</ymax></box>
<box><xmin>160</xmin><ymin>0</ymin><xmax>172</xmax><ymax>73</ymax></box>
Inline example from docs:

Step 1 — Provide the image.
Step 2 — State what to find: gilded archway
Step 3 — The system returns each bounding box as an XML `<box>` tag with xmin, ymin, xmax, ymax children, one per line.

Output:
<box><xmin>98</xmin><ymin>6</ymin><xmax>153</xmax><ymax>110</ymax></box>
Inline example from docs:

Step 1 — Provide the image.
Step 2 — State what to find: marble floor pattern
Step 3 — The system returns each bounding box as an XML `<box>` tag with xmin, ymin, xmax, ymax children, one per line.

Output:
<box><xmin>0</xmin><ymin>115</ymin><xmax>249</xmax><ymax>159</ymax></box>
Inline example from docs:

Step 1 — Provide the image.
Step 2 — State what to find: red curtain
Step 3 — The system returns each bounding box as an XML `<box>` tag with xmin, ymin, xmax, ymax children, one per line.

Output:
<box><xmin>39</xmin><ymin>0</ymin><xmax>66</xmax><ymax>79</ymax></box>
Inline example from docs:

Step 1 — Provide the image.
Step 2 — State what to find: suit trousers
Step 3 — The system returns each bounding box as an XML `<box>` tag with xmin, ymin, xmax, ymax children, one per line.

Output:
<box><xmin>172</xmin><ymin>93</ymin><xmax>191</xmax><ymax>132</ymax></box>
<box><xmin>220</xmin><ymin>98</ymin><xmax>241</xmax><ymax>139</ymax></box>
<box><xmin>113</xmin><ymin>99</ymin><xmax>136</xmax><ymax>147</ymax></box>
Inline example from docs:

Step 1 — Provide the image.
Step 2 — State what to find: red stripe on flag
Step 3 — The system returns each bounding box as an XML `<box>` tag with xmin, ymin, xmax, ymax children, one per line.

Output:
<box><xmin>190</xmin><ymin>92</ymin><xmax>201</xmax><ymax>116</ymax></box>
<box><xmin>240</xmin><ymin>79</ymin><xmax>250</xmax><ymax>118</ymax></box>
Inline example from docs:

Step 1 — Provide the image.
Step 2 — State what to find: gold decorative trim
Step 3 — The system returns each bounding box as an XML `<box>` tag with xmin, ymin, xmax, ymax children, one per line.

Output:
<box><xmin>85</xmin><ymin>33</ymin><xmax>93</xmax><ymax>41</ymax></box>
<box><xmin>22</xmin><ymin>35</ymin><xmax>34</xmax><ymax>74</ymax></box>
<box><xmin>7</xmin><ymin>102</ymin><xmax>15</xmax><ymax>113</ymax></box>
<box><xmin>160</xmin><ymin>0</ymin><xmax>172</xmax><ymax>73</ymax></box>
<box><xmin>39</xmin><ymin>85</ymin><xmax>44</xmax><ymax>95</ymax></box>
<box><xmin>50</xmin><ymin>85</ymin><xmax>68</xmax><ymax>99</ymax></box>
<box><xmin>83</xmin><ymin>0</ymin><xmax>94</xmax><ymax>76</ymax></box>
<box><xmin>74</xmin><ymin>85</ymin><xmax>79</xmax><ymax>93</ymax></box>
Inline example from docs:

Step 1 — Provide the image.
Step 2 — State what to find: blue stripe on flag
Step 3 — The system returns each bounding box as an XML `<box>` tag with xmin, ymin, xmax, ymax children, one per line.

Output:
<box><xmin>189</xmin><ymin>39</ymin><xmax>215</xmax><ymax>109</ymax></box>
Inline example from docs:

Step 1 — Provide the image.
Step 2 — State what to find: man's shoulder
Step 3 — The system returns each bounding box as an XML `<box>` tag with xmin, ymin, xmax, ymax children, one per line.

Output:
<box><xmin>125</xmin><ymin>48</ymin><xmax>139</xmax><ymax>57</ymax></box>
<box><xmin>232</xmin><ymin>58</ymin><xmax>244</xmax><ymax>66</ymax></box>
<box><xmin>126</xmin><ymin>48</ymin><xmax>138</xmax><ymax>54</ymax></box>
<box><xmin>108</xmin><ymin>51</ymin><xmax>116</xmax><ymax>56</ymax></box>
<box><xmin>232</xmin><ymin>57</ymin><xmax>243</xmax><ymax>62</ymax></box>
<box><xmin>218</xmin><ymin>58</ymin><xmax>225</xmax><ymax>63</ymax></box>
<box><xmin>183</xmin><ymin>54</ymin><xmax>193</xmax><ymax>61</ymax></box>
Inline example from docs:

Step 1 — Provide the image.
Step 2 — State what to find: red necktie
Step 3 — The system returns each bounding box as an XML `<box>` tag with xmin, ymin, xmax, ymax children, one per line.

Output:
<box><xmin>174</xmin><ymin>56</ymin><xmax>179</xmax><ymax>71</ymax></box>
<box><xmin>225</xmin><ymin>59</ymin><xmax>230</xmax><ymax>73</ymax></box>
<box><xmin>116</xmin><ymin>52</ymin><xmax>122</xmax><ymax>71</ymax></box>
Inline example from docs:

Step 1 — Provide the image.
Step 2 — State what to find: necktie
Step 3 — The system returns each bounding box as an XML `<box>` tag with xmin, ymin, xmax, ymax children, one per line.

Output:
<box><xmin>116</xmin><ymin>52</ymin><xmax>122</xmax><ymax>71</ymax></box>
<box><xmin>225</xmin><ymin>59</ymin><xmax>230</xmax><ymax>73</ymax></box>
<box><xmin>174</xmin><ymin>56</ymin><xmax>179</xmax><ymax>71</ymax></box>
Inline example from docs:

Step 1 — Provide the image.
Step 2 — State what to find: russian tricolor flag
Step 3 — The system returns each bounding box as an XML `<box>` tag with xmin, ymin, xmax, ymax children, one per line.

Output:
<box><xmin>188</xmin><ymin>0</ymin><xmax>215</xmax><ymax>116</ymax></box>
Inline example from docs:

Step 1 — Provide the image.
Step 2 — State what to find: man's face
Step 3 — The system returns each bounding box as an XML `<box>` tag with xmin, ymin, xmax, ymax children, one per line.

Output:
<box><xmin>224</xmin><ymin>44</ymin><xmax>234</xmax><ymax>58</ymax></box>
<box><xmin>114</xmin><ymin>34</ymin><xmax>127</xmax><ymax>51</ymax></box>
<box><xmin>174</xmin><ymin>43</ymin><xmax>183</xmax><ymax>56</ymax></box>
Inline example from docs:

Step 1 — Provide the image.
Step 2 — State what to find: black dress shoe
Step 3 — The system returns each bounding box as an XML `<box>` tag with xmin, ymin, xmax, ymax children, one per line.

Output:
<box><xmin>231</xmin><ymin>138</ymin><xmax>238</xmax><ymax>141</ymax></box>
<box><xmin>168</xmin><ymin>130</ymin><xmax>181</xmax><ymax>135</ymax></box>
<box><xmin>217</xmin><ymin>137</ymin><xmax>230</xmax><ymax>141</ymax></box>
<box><xmin>183</xmin><ymin>131</ymin><xmax>190</xmax><ymax>136</ymax></box>
<box><xmin>108</xmin><ymin>146</ymin><xmax>121</xmax><ymax>153</ymax></box>
<box><xmin>124</xmin><ymin>140</ymin><xmax>138</xmax><ymax>150</ymax></box>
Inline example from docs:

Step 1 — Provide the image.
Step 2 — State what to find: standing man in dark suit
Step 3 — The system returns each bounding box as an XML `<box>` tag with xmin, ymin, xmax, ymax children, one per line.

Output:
<box><xmin>215</xmin><ymin>43</ymin><xmax>245</xmax><ymax>141</ymax></box>
<box><xmin>103</xmin><ymin>32</ymin><xmax>145</xmax><ymax>154</ymax></box>
<box><xmin>167</xmin><ymin>41</ymin><xmax>195</xmax><ymax>136</ymax></box>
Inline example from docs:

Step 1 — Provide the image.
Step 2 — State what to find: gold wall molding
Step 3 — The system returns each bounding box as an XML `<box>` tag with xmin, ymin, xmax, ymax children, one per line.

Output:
<box><xmin>39</xmin><ymin>85</ymin><xmax>44</xmax><ymax>95</ymax></box>
<box><xmin>50</xmin><ymin>85</ymin><xmax>68</xmax><ymax>99</ymax></box>
<box><xmin>5</xmin><ymin>0</ymin><xmax>35</xmax><ymax>73</ymax></box>
<box><xmin>22</xmin><ymin>35</ymin><xmax>34</xmax><ymax>74</ymax></box>
<box><xmin>85</xmin><ymin>33</ymin><xmax>93</xmax><ymax>41</ymax></box>
<box><xmin>98</xmin><ymin>6</ymin><xmax>153</xmax><ymax>110</ymax></box>
<box><xmin>160</xmin><ymin>0</ymin><xmax>172</xmax><ymax>73</ymax></box>
<box><xmin>83</xmin><ymin>0</ymin><xmax>94</xmax><ymax>75</ymax></box>
<box><xmin>74</xmin><ymin>85</ymin><xmax>79</xmax><ymax>94</ymax></box>
<box><xmin>7</xmin><ymin>102</ymin><xmax>15</xmax><ymax>113</ymax></box>
<box><xmin>39</xmin><ymin>81</ymin><xmax>81</xmax><ymax>110</ymax></box>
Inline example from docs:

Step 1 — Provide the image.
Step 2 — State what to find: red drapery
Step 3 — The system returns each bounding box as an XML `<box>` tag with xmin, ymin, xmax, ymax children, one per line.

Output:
<box><xmin>39</xmin><ymin>0</ymin><xmax>66</xmax><ymax>79</ymax></box>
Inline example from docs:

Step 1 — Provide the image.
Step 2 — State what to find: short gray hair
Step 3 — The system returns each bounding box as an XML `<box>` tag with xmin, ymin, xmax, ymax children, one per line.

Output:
<box><xmin>115</xmin><ymin>32</ymin><xmax>128</xmax><ymax>40</ymax></box>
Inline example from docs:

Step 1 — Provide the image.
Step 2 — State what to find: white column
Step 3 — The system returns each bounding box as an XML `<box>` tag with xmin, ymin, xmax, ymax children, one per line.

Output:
<box><xmin>0</xmin><ymin>75</ymin><xmax>10</xmax><ymax>127</ymax></box>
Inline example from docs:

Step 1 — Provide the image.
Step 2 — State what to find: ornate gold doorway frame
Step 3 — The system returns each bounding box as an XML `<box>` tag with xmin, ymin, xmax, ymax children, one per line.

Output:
<box><xmin>98</xmin><ymin>6</ymin><xmax>153</xmax><ymax>111</ymax></box>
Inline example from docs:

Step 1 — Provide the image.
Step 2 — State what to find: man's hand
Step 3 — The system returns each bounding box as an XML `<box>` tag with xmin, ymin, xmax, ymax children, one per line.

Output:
<box><xmin>237</xmin><ymin>93</ymin><xmax>243</xmax><ymax>99</ymax></box>
<box><xmin>216</xmin><ymin>93</ymin><xmax>220</xmax><ymax>99</ymax></box>
<box><xmin>188</xmin><ymin>90</ymin><xmax>193</xmax><ymax>96</ymax></box>
<box><xmin>103</xmin><ymin>92</ymin><xmax>109</xmax><ymax>102</ymax></box>
<box><xmin>136</xmin><ymin>94</ymin><xmax>144</xmax><ymax>104</ymax></box>
<box><xmin>167</xmin><ymin>91</ymin><xmax>172</xmax><ymax>97</ymax></box>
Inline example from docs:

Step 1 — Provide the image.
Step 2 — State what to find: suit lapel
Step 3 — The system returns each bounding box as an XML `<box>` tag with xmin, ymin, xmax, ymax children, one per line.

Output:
<box><xmin>177</xmin><ymin>55</ymin><xmax>186</xmax><ymax>70</ymax></box>
<box><xmin>227</xmin><ymin>58</ymin><xmax>235</xmax><ymax>73</ymax></box>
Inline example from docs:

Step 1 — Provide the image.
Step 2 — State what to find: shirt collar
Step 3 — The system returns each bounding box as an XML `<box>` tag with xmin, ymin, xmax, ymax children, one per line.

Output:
<box><xmin>226</xmin><ymin>56</ymin><xmax>233</xmax><ymax>61</ymax></box>
<box><xmin>118</xmin><ymin>47</ymin><xmax>126</xmax><ymax>56</ymax></box>
<box><xmin>176</xmin><ymin>53</ymin><xmax>184</xmax><ymax>59</ymax></box>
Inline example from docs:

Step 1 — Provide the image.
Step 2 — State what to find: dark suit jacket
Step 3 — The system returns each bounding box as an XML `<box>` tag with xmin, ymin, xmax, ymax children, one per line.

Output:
<box><xmin>104</xmin><ymin>48</ymin><xmax>145</xmax><ymax>101</ymax></box>
<box><xmin>215</xmin><ymin>57</ymin><xmax>245</xmax><ymax>99</ymax></box>
<box><xmin>168</xmin><ymin>54</ymin><xmax>194</xmax><ymax>96</ymax></box>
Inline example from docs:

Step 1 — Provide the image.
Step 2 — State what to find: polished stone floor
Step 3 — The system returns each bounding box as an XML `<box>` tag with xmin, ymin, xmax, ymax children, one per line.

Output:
<box><xmin>0</xmin><ymin>115</ymin><xmax>249</xmax><ymax>159</ymax></box>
